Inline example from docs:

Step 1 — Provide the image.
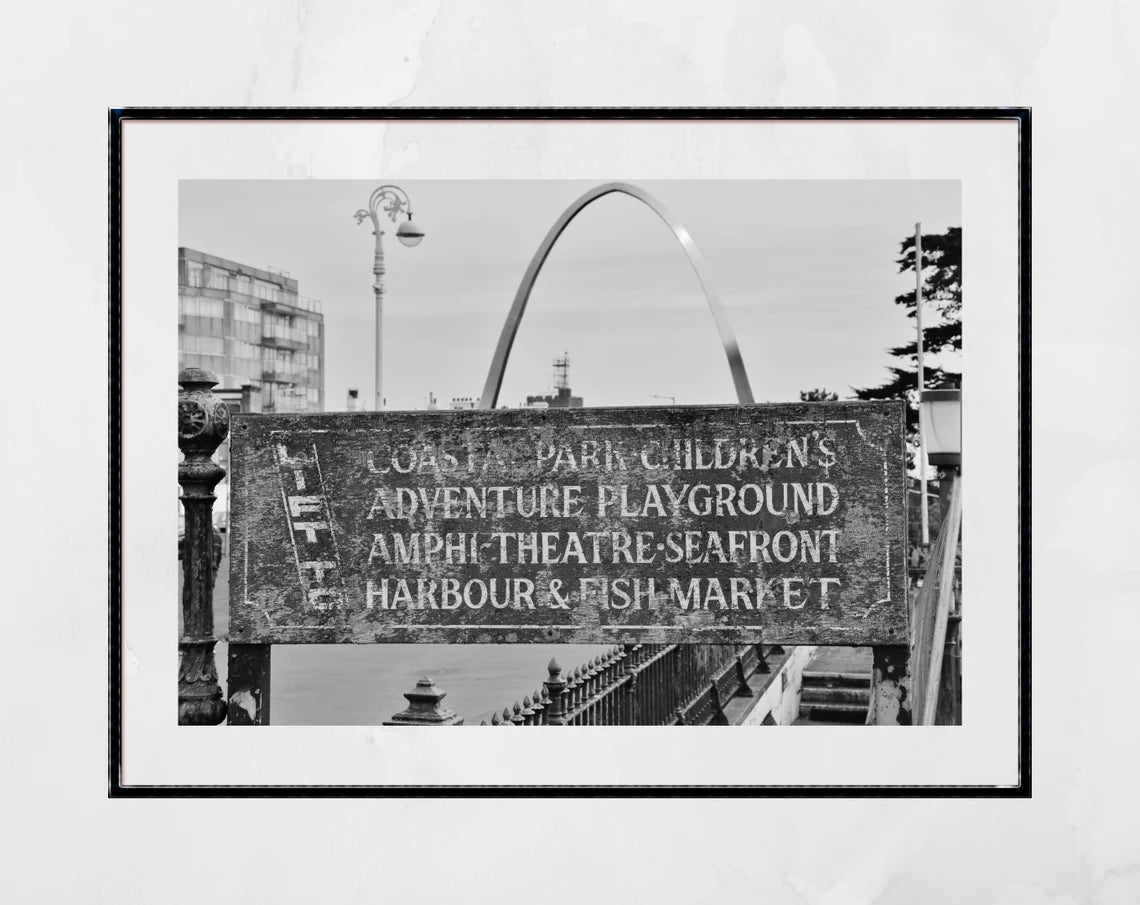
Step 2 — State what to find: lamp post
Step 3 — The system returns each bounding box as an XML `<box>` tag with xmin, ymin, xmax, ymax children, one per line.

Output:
<box><xmin>355</xmin><ymin>185</ymin><xmax>425</xmax><ymax>411</ymax></box>
<box><xmin>919</xmin><ymin>387</ymin><xmax>962</xmax><ymax>724</ymax></box>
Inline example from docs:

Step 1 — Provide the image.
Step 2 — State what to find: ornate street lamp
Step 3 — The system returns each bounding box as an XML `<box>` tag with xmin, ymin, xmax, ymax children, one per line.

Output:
<box><xmin>355</xmin><ymin>185</ymin><xmax>425</xmax><ymax>411</ymax></box>
<box><xmin>920</xmin><ymin>388</ymin><xmax>962</xmax><ymax>468</ymax></box>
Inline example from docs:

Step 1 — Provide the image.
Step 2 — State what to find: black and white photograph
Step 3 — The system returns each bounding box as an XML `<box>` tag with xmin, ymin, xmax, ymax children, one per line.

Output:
<box><xmin>9</xmin><ymin>0</ymin><xmax>1140</xmax><ymax>900</ymax></box>
<box><xmin>175</xmin><ymin>178</ymin><xmax>963</xmax><ymax>730</ymax></box>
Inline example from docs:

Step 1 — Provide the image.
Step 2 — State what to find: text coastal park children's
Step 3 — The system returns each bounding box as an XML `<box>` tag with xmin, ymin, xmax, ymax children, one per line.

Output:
<box><xmin>256</xmin><ymin>422</ymin><xmax>899</xmax><ymax>622</ymax></box>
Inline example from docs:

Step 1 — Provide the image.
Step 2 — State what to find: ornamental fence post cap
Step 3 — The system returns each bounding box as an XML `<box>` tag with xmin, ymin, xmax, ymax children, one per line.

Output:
<box><xmin>383</xmin><ymin>676</ymin><xmax>463</xmax><ymax>726</ymax></box>
<box><xmin>178</xmin><ymin>367</ymin><xmax>220</xmax><ymax>388</ymax></box>
<box><xmin>178</xmin><ymin>369</ymin><xmax>230</xmax><ymax>458</ymax></box>
<box><xmin>404</xmin><ymin>676</ymin><xmax>446</xmax><ymax>705</ymax></box>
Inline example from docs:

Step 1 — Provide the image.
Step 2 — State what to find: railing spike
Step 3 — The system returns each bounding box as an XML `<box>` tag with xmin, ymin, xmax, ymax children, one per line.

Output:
<box><xmin>528</xmin><ymin>688</ymin><xmax>544</xmax><ymax>721</ymax></box>
<box><xmin>544</xmin><ymin>657</ymin><xmax>568</xmax><ymax>725</ymax></box>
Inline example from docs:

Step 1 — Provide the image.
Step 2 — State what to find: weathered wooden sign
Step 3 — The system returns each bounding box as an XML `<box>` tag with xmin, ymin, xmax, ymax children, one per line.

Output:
<box><xmin>229</xmin><ymin>402</ymin><xmax>907</xmax><ymax>645</ymax></box>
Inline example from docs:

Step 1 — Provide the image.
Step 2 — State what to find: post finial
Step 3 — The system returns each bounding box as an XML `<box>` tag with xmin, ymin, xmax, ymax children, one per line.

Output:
<box><xmin>178</xmin><ymin>368</ymin><xmax>230</xmax><ymax>461</ymax></box>
<box><xmin>384</xmin><ymin>676</ymin><xmax>464</xmax><ymax>726</ymax></box>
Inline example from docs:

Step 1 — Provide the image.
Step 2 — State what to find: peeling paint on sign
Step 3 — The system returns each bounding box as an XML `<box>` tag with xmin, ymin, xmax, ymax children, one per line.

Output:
<box><xmin>229</xmin><ymin>402</ymin><xmax>907</xmax><ymax>645</ymax></box>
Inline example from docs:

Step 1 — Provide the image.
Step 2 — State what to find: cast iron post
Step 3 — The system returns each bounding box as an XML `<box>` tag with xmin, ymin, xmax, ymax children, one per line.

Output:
<box><xmin>177</xmin><ymin>368</ymin><xmax>229</xmax><ymax>725</ymax></box>
<box><xmin>543</xmin><ymin>658</ymin><xmax>567</xmax><ymax>725</ymax></box>
<box><xmin>868</xmin><ymin>645</ymin><xmax>912</xmax><ymax>725</ymax></box>
<box><xmin>384</xmin><ymin>676</ymin><xmax>464</xmax><ymax>726</ymax></box>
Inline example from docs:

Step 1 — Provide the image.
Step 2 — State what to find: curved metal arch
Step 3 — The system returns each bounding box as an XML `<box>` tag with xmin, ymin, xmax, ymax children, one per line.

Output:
<box><xmin>478</xmin><ymin>182</ymin><xmax>755</xmax><ymax>409</ymax></box>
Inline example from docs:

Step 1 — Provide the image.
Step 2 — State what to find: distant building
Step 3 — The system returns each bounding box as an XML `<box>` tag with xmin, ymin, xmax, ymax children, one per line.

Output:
<box><xmin>450</xmin><ymin>396</ymin><xmax>478</xmax><ymax>410</ymax></box>
<box><xmin>216</xmin><ymin>384</ymin><xmax>263</xmax><ymax>416</ymax></box>
<box><xmin>178</xmin><ymin>248</ymin><xmax>325</xmax><ymax>413</ymax></box>
<box><xmin>526</xmin><ymin>353</ymin><xmax>583</xmax><ymax>408</ymax></box>
<box><xmin>346</xmin><ymin>388</ymin><xmax>361</xmax><ymax>411</ymax></box>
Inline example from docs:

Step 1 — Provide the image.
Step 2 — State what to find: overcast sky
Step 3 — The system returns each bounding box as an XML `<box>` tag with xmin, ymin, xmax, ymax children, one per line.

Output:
<box><xmin>179</xmin><ymin>180</ymin><xmax>960</xmax><ymax>411</ymax></box>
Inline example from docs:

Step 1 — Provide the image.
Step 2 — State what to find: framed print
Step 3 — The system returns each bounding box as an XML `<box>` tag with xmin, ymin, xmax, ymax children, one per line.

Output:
<box><xmin>110</xmin><ymin>108</ymin><xmax>1028</xmax><ymax>794</ymax></box>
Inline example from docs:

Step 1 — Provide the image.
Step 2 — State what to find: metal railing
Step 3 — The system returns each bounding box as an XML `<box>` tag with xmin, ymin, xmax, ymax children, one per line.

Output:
<box><xmin>908</xmin><ymin>476</ymin><xmax>963</xmax><ymax>725</ymax></box>
<box><xmin>478</xmin><ymin>642</ymin><xmax>776</xmax><ymax>726</ymax></box>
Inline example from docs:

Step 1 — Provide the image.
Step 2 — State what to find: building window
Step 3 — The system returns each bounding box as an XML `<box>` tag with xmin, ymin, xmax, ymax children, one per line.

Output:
<box><xmin>180</xmin><ymin>296</ymin><xmax>225</xmax><ymax>319</ymax></box>
<box><xmin>263</xmin><ymin>313</ymin><xmax>309</xmax><ymax>346</ymax></box>
<box><xmin>232</xmin><ymin>340</ymin><xmax>258</xmax><ymax>360</ymax></box>
<box><xmin>204</xmin><ymin>266</ymin><xmax>230</xmax><ymax>291</ymax></box>
<box><xmin>180</xmin><ymin>335</ymin><xmax>224</xmax><ymax>356</ymax></box>
<box><xmin>184</xmin><ymin>260</ymin><xmax>204</xmax><ymax>288</ymax></box>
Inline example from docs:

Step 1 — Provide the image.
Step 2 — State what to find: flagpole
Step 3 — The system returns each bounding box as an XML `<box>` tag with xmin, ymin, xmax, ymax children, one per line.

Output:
<box><xmin>916</xmin><ymin>222</ymin><xmax>930</xmax><ymax>546</ymax></box>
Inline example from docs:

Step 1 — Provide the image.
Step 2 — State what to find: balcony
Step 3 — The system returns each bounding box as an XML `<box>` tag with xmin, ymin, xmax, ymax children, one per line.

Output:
<box><xmin>259</xmin><ymin>295</ymin><xmax>322</xmax><ymax>317</ymax></box>
<box><xmin>260</xmin><ymin>333</ymin><xmax>308</xmax><ymax>351</ymax></box>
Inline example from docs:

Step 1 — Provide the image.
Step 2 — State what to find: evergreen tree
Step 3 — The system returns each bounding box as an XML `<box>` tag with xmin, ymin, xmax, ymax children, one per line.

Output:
<box><xmin>854</xmin><ymin>226</ymin><xmax>961</xmax><ymax>440</ymax></box>
<box><xmin>799</xmin><ymin>388</ymin><xmax>839</xmax><ymax>402</ymax></box>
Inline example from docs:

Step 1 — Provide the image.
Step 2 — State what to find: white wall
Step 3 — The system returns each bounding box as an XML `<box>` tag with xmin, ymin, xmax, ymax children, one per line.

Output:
<box><xmin>741</xmin><ymin>645</ymin><xmax>816</xmax><ymax>726</ymax></box>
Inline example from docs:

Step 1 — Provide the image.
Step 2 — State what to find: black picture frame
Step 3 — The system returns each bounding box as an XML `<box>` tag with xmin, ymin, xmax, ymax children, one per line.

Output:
<box><xmin>109</xmin><ymin>106</ymin><xmax>1030</xmax><ymax>798</ymax></box>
